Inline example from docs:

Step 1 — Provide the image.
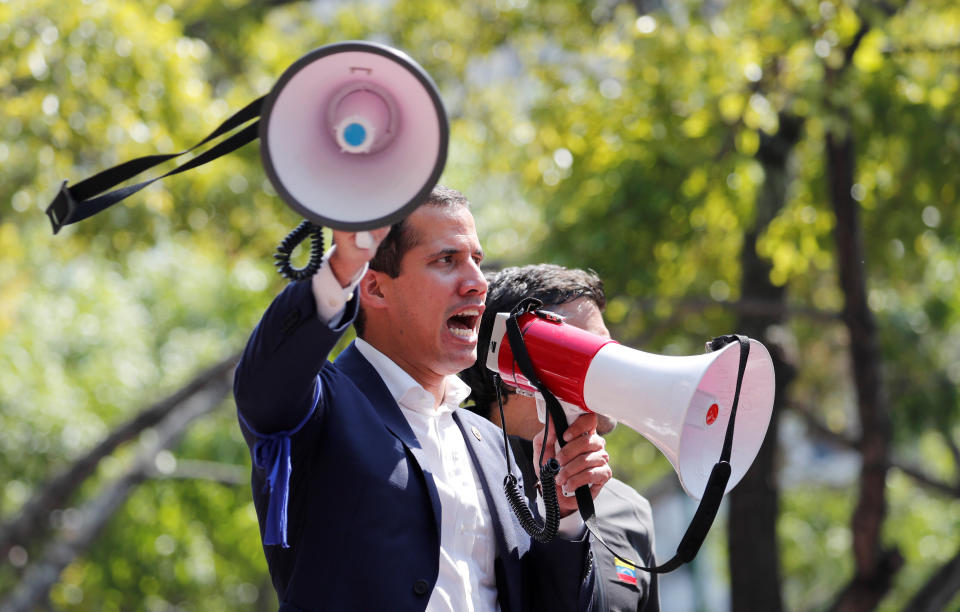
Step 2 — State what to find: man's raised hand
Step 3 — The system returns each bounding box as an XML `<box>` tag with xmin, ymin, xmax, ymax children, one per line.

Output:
<box><xmin>328</xmin><ymin>227</ymin><xmax>391</xmax><ymax>287</ymax></box>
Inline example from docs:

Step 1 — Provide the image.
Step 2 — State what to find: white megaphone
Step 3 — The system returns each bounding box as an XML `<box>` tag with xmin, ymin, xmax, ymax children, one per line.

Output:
<box><xmin>259</xmin><ymin>41</ymin><xmax>448</xmax><ymax>231</ymax></box>
<box><xmin>43</xmin><ymin>41</ymin><xmax>446</xmax><ymax>242</ymax></box>
<box><xmin>486</xmin><ymin>310</ymin><xmax>776</xmax><ymax>500</ymax></box>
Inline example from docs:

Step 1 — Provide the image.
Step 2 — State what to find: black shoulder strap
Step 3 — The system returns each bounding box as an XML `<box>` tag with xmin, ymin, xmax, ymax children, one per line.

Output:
<box><xmin>45</xmin><ymin>95</ymin><xmax>265</xmax><ymax>234</ymax></box>
<box><xmin>503</xmin><ymin>305</ymin><xmax>751</xmax><ymax>574</ymax></box>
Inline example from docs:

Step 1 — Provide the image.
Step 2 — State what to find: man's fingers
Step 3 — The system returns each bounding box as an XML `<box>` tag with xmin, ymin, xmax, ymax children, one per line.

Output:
<box><xmin>328</xmin><ymin>226</ymin><xmax>391</xmax><ymax>285</ymax></box>
<box><xmin>560</xmin><ymin>464</ymin><xmax>612</xmax><ymax>497</ymax></box>
<box><xmin>557</xmin><ymin>450</ymin><xmax>610</xmax><ymax>487</ymax></box>
<box><xmin>556</xmin><ymin>433</ymin><xmax>606</xmax><ymax>466</ymax></box>
<box><xmin>537</xmin><ymin>414</ymin><xmax>612</xmax><ymax>514</ymax></box>
<box><xmin>366</xmin><ymin>226</ymin><xmax>391</xmax><ymax>244</ymax></box>
<box><xmin>561</xmin><ymin>413</ymin><xmax>597</xmax><ymax>443</ymax></box>
<box><xmin>354</xmin><ymin>231</ymin><xmax>375</xmax><ymax>249</ymax></box>
<box><xmin>332</xmin><ymin>226</ymin><xmax>391</xmax><ymax>253</ymax></box>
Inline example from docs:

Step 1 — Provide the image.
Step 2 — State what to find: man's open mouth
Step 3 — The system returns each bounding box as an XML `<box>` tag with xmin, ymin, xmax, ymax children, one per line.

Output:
<box><xmin>447</xmin><ymin>307</ymin><xmax>482</xmax><ymax>340</ymax></box>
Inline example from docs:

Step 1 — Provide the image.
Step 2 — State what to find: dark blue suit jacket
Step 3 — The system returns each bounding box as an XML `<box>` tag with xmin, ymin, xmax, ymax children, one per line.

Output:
<box><xmin>235</xmin><ymin>280</ymin><xmax>595</xmax><ymax>611</ymax></box>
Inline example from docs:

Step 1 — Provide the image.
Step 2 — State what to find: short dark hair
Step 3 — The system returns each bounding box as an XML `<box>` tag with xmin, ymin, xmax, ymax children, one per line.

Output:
<box><xmin>460</xmin><ymin>264</ymin><xmax>606</xmax><ymax>416</ymax></box>
<box><xmin>353</xmin><ymin>185</ymin><xmax>470</xmax><ymax>337</ymax></box>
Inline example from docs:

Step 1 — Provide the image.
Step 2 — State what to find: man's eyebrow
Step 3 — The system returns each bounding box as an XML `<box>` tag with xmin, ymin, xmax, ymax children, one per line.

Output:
<box><xmin>426</xmin><ymin>247</ymin><xmax>484</xmax><ymax>259</ymax></box>
<box><xmin>426</xmin><ymin>247</ymin><xmax>459</xmax><ymax>259</ymax></box>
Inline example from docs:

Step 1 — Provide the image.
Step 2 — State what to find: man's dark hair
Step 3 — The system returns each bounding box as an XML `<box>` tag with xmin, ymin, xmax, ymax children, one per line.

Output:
<box><xmin>353</xmin><ymin>185</ymin><xmax>470</xmax><ymax>337</ymax></box>
<box><xmin>460</xmin><ymin>264</ymin><xmax>606</xmax><ymax>417</ymax></box>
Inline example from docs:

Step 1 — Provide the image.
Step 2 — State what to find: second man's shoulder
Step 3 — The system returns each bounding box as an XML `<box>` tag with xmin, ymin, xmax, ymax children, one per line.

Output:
<box><xmin>596</xmin><ymin>478</ymin><xmax>654</xmax><ymax>525</ymax></box>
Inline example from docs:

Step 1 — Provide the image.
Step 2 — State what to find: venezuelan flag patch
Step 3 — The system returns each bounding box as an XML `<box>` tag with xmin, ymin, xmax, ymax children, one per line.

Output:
<box><xmin>614</xmin><ymin>557</ymin><xmax>638</xmax><ymax>586</ymax></box>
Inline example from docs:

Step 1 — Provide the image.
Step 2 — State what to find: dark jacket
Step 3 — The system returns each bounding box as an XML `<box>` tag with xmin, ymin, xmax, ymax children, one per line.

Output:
<box><xmin>235</xmin><ymin>280</ymin><xmax>596</xmax><ymax>611</ymax></box>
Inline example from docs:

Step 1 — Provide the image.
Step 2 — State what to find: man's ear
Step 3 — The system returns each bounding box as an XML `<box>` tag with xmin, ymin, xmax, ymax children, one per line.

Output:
<box><xmin>359</xmin><ymin>269</ymin><xmax>388</xmax><ymax>308</ymax></box>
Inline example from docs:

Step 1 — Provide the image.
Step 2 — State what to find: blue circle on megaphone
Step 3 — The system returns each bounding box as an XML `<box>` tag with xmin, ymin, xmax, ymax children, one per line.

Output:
<box><xmin>343</xmin><ymin>123</ymin><xmax>367</xmax><ymax>147</ymax></box>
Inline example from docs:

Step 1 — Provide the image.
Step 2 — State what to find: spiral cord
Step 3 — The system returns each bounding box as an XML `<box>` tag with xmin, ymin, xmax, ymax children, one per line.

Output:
<box><xmin>504</xmin><ymin>458</ymin><xmax>561</xmax><ymax>543</ymax></box>
<box><xmin>274</xmin><ymin>221</ymin><xmax>325</xmax><ymax>281</ymax></box>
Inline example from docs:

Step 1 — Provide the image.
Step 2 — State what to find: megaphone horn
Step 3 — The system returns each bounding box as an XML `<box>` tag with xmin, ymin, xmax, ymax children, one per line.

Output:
<box><xmin>486</xmin><ymin>310</ymin><xmax>776</xmax><ymax>500</ymax></box>
<box><xmin>259</xmin><ymin>41</ymin><xmax>449</xmax><ymax>231</ymax></box>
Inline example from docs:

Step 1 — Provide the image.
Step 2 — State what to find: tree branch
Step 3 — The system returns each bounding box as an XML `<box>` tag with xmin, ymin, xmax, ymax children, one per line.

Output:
<box><xmin>790</xmin><ymin>402</ymin><xmax>960</xmax><ymax>498</ymax></box>
<box><xmin>903</xmin><ymin>544</ymin><xmax>960</xmax><ymax>612</ymax></box>
<box><xmin>820</xmin><ymin>2</ymin><xmax>913</xmax><ymax>607</ymax></box>
<box><xmin>944</xmin><ymin>430</ymin><xmax>960</xmax><ymax>475</ymax></box>
<box><xmin>824</xmin><ymin>111</ymin><xmax>901</xmax><ymax>612</ymax></box>
<box><xmin>632</xmin><ymin>297</ymin><xmax>840</xmax><ymax>346</ymax></box>
<box><xmin>883</xmin><ymin>42</ymin><xmax>960</xmax><ymax>55</ymax></box>
<box><xmin>0</xmin><ymin>373</ymin><xmax>232</xmax><ymax>612</ymax></box>
<box><xmin>842</xmin><ymin>20</ymin><xmax>872</xmax><ymax>71</ymax></box>
<box><xmin>0</xmin><ymin>352</ymin><xmax>240</xmax><ymax>559</ymax></box>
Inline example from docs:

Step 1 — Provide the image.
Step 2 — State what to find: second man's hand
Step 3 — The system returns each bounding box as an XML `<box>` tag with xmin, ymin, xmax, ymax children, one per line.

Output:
<box><xmin>532</xmin><ymin>412</ymin><xmax>612</xmax><ymax>518</ymax></box>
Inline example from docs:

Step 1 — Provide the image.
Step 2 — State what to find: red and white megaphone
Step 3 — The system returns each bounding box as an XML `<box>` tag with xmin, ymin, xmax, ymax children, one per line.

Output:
<box><xmin>486</xmin><ymin>310</ymin><xmax>776</xmax><ymax>500</ymax></box>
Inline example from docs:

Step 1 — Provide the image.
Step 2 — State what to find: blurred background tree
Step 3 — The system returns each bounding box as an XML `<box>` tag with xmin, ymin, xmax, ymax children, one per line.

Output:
<box><xmin>1</xmin><ymin>0</ymin><xmax>958</xmax><ymax>610</ymax></box>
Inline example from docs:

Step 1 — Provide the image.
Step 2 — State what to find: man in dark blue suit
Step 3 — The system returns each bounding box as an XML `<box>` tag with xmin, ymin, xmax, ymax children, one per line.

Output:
<box><xmin>234</xmin><ymin>186</ymin><xmax>611</xmax><ymax>611</ymax></box>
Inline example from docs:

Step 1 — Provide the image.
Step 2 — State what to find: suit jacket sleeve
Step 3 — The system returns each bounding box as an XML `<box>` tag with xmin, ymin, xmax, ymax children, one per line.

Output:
<box><xmin>234</xmin><ymin>279</ymin><xmax>357</xmax><ymax>433</ymax></box>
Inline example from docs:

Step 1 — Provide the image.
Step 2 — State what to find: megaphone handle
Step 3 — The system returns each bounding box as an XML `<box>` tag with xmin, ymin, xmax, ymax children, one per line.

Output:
<box><xmin>354</xmin><ymin>231</ymin><xmax>374</xmax><ymax>250</ymax></box>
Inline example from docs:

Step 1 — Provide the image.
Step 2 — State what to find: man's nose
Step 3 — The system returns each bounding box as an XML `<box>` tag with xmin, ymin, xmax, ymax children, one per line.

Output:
<box><xmin>461</xmin><ymin>260</ymin><xmax>487</xmax><ymax>295</ymax></box>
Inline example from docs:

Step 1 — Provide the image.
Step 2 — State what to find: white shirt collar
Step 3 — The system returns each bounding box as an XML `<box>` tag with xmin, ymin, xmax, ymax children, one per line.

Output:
<box><xmin>354</xmin><ymin>338</ymin><xmax>471</xmax><ymax>416</ymax></box>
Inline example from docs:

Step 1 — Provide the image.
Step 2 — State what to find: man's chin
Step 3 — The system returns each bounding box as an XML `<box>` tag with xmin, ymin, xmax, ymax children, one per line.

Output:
<box><xmin>446</xmin><ymin>346</ymin><xmax>479</xmax><ymax>373</ymax></box>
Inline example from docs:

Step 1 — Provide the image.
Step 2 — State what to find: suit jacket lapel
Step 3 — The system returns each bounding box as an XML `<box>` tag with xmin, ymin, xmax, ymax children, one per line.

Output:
<box><xmin>335</xmin><ymin>342</ymin><xmax>443</xmax><ymax>543</ymax></box>
<box><xmin>453</xmin><ymin>411</ymin><xmax>524</xmax><ymax>556</ymax></box>
<box><xmin>454</xmin><ymin>411</ymin><xmax>531</xmax><ymax>612</ymax></box>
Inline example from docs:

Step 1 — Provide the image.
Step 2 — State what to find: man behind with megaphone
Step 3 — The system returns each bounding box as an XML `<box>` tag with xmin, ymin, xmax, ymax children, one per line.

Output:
<box><xmin>234</xmin><ymin>186</ymin><xmax>611</xmax><ymax>611</ymax></box>
<box><xmin>461</xmin><ymin>264</ymin><xmax>659</xmax><ymax>612</ymax></box>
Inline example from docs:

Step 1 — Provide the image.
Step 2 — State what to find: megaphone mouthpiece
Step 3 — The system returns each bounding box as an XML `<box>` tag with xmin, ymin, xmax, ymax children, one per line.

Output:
<box><xmin>327</xmin><ymin>81</ymin><xmax>399</xmax><ymax>154</ymax></box>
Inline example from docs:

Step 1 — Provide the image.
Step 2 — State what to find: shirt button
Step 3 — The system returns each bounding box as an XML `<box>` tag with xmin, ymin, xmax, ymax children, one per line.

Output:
<box><xmin>413</xmin><ymin>579</ymin><xmax>430</xmax><ymax>596</ymax></box>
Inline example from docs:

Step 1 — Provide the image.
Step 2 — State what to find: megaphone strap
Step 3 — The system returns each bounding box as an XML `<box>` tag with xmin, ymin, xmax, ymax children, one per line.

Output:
<box><xmin>45</xmin><ymin>95</ymin><xmax>265</xmax><ymax>234</ymax></box>
<box><xmin>504</xmin><ymin>298</ymin><xmax>573</xmax><ymax>438</ymax></box>
<box><xmin>501</xmin><ymin>311</ymin><xmax>752</xmax><ymax>575</ymax></box>
<box><xmin>715</xmin><ymin>334</ymin><xmax>751</xmax><ymax>464</ymax></box>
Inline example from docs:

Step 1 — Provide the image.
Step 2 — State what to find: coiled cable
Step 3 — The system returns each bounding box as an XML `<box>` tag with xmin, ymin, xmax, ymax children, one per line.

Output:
<box><xmin>504</xmin><ymin>458</ymin><xmax>561</xmax><ymax>543</ymax></box>
<box><xmin>494</xmin><ymin>372</ymin><xmax>562</xmax><ymax>543</ymax></box>
<box><xmin>274</xmin><ymin>221</ymin><xmax>325</xmax><ymax>281</ymax></box>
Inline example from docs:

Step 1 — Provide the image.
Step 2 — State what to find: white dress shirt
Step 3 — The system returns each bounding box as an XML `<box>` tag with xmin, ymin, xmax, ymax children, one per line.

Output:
<box><xmin>355</xmin><ymin>339</ymin><xmax>500</xmax><ymax>612</ymax></box>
